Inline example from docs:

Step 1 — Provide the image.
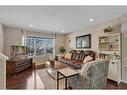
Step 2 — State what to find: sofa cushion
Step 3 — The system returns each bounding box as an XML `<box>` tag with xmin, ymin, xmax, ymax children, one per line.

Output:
<box><xmin>60</xmin><ymin>58</ymin><xmax>72</xmax><ymax>64</ymax></box>
<box><xmin>60</xmin><ymin>58</ymin><xmax>83</xmax><ymax>69</ymax></box>
<box><xmin>71</xmin><ymin>61</ymin><xmax>83</xmax><ymax>69</ymax></box>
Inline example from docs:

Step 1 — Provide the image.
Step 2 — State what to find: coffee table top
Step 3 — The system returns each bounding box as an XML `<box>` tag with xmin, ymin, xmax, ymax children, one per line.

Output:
<box><xmin>46</xmin><ymin>60</ymin><xmax>68</xmax><ymax>69</ymax></box>
<box><xmin>57</xmin><ymin>67</ymin><xmax>78</xmax><ymax>77</ymax></box>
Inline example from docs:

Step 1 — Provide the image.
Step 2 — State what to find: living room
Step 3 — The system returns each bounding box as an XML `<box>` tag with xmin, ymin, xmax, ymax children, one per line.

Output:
<box><xmin>1</xmin><ymin>6</ymin><xmax>127</xmax><ymax>91</ymax></box>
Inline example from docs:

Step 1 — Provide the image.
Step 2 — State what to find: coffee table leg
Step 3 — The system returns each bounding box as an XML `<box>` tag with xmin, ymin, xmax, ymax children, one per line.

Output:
<box><xmin>57</xmin><ymin>71</ymin><xmax>59</xmax><ymax>89</ymax></box>
<box><xmin>65</xmin><ymin>77</ymin><xmax>67</xmax><ymax>89</ymax></box>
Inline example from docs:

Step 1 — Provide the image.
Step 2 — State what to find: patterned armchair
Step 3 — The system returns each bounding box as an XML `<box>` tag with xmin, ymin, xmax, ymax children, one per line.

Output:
<box><xmin>68</xmin><ymin>59</ymin><xmax>109</xmax><ymax>89</ymax></box>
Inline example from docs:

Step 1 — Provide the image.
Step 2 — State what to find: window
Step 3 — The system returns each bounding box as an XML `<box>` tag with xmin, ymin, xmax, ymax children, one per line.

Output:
<box><xmin>26</xmin><ymin>36</ymin><xmax>53</xmax><ymax>56</ymax></box>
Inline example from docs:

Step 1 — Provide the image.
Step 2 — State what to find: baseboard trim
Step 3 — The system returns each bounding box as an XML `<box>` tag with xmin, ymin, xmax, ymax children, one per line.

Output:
<box><xmin>107</xmin><ymin>79</ymin><xmax>117</xmax><ymax>84</ymax></box>
<box><xmin>120</xmin><ymin>80</ymin><xmax>127</xmax><ymax>84</ymax></box>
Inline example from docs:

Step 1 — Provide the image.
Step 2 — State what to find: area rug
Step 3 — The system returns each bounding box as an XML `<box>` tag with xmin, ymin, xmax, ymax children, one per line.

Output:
<box><xmin>36</xmin><ymin>69</ymin><xmax>66</xmax><ymax>89</ymax></box>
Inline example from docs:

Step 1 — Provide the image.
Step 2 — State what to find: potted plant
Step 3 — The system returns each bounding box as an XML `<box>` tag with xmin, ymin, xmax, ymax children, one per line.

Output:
<box><xmin>59</xmin><ymin>46</ymin><xmax>66</xmax><ymax>54</ymax></box>
<box><xmin>56</xmin><ymin>46</ymin><xmax>66</xmax><ymax>61</ymax></box>
<box><xmin>103</xmin><ymin>26</ymin><xmax>113</xmax><ymax>33</ymax></box>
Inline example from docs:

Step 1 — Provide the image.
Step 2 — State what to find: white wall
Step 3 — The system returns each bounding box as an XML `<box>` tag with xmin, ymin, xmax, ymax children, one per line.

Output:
<box><xmin>0</xmin><ymin>22</ymin><xmax>4</xmax><ymax>53</ymax></box>
<box><xmin>0</xmin><ymin>22</ymin><xmax>6</xmax><ymax>89</ymax></box>
<box><xmin>120</xmin><ymin>14</ymin><xmax>127</xmax><ymax>83</ymax></box>
<box><xmin>55</xmin><ymin>34</ymin><xmax>65</xmax><ymax>53</ymax></box>
<box><xmin>65</xmin><ymin>17</ymin><xmax>121</xmax><ymax>54</ymax></box>
<box><xmin>0</xmin><ymin>53</ymin><xmax>8</xmax><ymax>89</ymax></box>
<box><xmin>4</xmin><ymin>27</ymin><xmax>23</xmax><ymax>57</ymax></box>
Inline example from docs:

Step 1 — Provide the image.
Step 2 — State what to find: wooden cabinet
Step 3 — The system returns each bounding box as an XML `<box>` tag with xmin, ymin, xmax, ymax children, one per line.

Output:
<box><xmin>6</xmin><ymin>60</ymin><xmax>15</xmax><ymax>75</ymax></box>
<box><xmin>6</xmin><ymin>57</ymin><xmax>32</xmax><ymax>75</ymax></box>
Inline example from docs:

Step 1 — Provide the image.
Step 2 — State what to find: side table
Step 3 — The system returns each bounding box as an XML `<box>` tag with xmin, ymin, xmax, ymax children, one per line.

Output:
<box><xmin>57</xmin><ymin>67</ymin><xmax>78</xmax><ymax>89</ymax></box>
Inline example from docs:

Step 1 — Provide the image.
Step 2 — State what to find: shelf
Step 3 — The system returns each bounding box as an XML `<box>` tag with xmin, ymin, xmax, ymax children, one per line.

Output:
<box><xmin>99</xmin><ymin>33</ymin><xmax>120</xmax><ymax>37</ymax></box>
<box><xmin>99</xmin><ymin>50</ymin><xmax>120</xmax><ymax>52</ymax></box>
<box><xmin>99</xmin><ymin>41</ymin><xmax>119</xmax><ymax>44</ymax></box>
<box><xmin>99</xmin><ymin>42</ymin><xmax>109</xmax><ymax>44</ymax></box>
<box><xmin>99</xmin><ymin>33</ymin><xmax>121</xmax><ymax>83</ymax></box>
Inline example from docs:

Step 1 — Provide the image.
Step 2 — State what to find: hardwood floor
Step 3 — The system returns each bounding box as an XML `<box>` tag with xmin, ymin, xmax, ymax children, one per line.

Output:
<box><xmin>6</xmin><ymin>66</ymin><xmax>127</xmax><ymax>89</ymax></box>
<box><xmin>6</xmin><ymin>68</ymin><xmax>45</xmax><ymax>89</ymax></box>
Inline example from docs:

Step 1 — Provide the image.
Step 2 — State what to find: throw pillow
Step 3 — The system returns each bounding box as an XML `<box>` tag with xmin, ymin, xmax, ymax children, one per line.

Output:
<box><xmin>75</xmin><ymin>54</ymin><xmax>79</xmax><ymax>61</ymax></box>
<box><xmin>64</xmin><ymin>53</ymin><xmax>72</xmax><ymax>59</ymax></box>
<box><xmin>82</xmin><ymin>56</ymin><xmax>93</xmax><ymax>68</ymax></box>
<box><xmin>83</xmin><ymin>56</ymin><xmax>93</xmax><ymax>64</ymax></box>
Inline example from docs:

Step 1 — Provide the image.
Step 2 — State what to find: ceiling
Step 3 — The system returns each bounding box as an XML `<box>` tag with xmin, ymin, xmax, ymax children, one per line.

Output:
<box><xmin>0</xmin><ymin>6</ymin><xmax>127</xmax><ymax>34</ymax></box>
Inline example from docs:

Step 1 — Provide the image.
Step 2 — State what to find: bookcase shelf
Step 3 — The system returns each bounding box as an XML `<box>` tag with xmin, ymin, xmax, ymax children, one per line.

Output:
<box><xmin>98</xmin><ymin>33</ymin><xmax>121</xmax><ymax>83</ymax></box>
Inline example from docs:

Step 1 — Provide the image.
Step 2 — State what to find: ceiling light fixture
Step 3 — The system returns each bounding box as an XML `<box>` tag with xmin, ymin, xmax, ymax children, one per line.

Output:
<box><xmin>29</xmin><ymin>24</ymin><xmax>34</xmax><ymax>27</ymax></box>
<box><xmin>89</xmin><ymin>18</ymin><xmax>94</xmax><ymax>22</ymax></box>
<box><xmin>62</xmin><ymin>30</ymin><xmax>64</xmax><ymax>32</ymax></box>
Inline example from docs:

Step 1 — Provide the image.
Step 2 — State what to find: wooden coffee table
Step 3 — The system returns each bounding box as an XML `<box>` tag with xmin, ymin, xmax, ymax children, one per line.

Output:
<box><xmin>45</xmin><ymin>60</ymin><xmax>68</xmax><ymax>79</ymax></box>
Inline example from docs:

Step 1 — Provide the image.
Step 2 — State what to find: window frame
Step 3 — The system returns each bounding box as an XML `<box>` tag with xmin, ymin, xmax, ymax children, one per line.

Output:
<box><xmin>25</xmin><ymin>35</ymin><xmax>54</xmax><ymax>56</ymax></box>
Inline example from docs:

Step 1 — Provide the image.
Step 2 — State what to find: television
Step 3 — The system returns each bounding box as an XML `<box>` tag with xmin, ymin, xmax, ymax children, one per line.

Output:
<box><xmin>10</xmin><ymin>45</ymin><xmax>27</xmax><ymax>58</ymax></box>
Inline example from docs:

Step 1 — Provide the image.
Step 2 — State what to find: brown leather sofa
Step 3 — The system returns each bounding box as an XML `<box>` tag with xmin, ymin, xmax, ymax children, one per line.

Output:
<box><xmin>60</xmin><ymin>50</ymin><xmax>95</xmax><ymax>69</ymax></box>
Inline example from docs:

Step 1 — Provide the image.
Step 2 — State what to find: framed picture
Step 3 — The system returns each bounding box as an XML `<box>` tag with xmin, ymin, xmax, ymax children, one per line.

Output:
<box><xmin>76</xmin><ymin>34</ymin><xmax>91</xmax><ymax>48</ymax></box>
